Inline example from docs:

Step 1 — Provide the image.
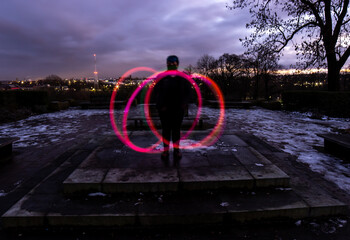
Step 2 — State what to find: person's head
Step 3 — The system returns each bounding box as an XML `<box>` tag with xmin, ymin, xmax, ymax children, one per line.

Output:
<box><xmin>166</xmin><ymin>55</ymin><xmax>179</xmax><ymax>70</ymax></box>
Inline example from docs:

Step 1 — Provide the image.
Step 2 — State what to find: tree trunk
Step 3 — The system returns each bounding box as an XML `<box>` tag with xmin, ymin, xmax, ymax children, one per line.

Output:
<box><xmin>327</xmin><ymin>60</ymin><xmax>340</xmax><ymax>91</ymax></box>
<box><xmin>263</xmin><ymin>73</ymin><xmax>270</xmax><ymax>100</ymax></box>
<box><xmin>254</xmin><ymin>75</ymin><xmax>259</xmax><ymax>100</ymax></box>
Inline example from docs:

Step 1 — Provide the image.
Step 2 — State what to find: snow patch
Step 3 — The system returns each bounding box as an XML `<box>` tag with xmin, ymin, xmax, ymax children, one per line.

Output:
<box><xmin>88</xmin><ymin>192</ymin><xmax>107</xmax><ymax>197</ymax></box>
<box><xmin>220</xmin><ymin>202</ymin><xmax>230</xmax><ymax>207</ymax></box>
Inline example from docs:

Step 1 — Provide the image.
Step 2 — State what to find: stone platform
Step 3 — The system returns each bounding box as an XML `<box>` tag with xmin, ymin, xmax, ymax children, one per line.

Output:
<box><xmin>1</xmin><ymin>131</ymin><xmax>347</xmax><ymax>229</ymax></box>
<box><xmin>63</xmin><ymin>131</ymin><xmax>289</xmax><ymax>194</ymax></box>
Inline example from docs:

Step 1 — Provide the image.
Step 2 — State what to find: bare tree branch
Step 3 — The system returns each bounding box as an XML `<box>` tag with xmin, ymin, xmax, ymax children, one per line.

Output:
<box><xmin>339</xmin><ymin>45</ymin><xmax>350</xmax><ymax>68</ymax></box>
<box><xmin>333</xmin><ymin>0</ymin><xmax>349</xmax><ymax>40</ymax></box>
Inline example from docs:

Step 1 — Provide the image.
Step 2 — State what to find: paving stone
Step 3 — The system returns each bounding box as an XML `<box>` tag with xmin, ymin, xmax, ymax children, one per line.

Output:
<box><xmin>308</xmin><ymin>199</ymin><xmax>348</xmax><ymax>217</ymax></box>
<box><xmin>293</xmin><ymin>184</ymin><xmax>348</xmax><ymax>217</ymax></box>
<box><xmin>176</xmin><ymin>151</ymin><xmax>210</xmax><ymax>167</ymax></box>
<box><xmin>185</xmin><ymin>130</ymin><xmax>215</xmax><ymax>140</ymax></box>
<box><xmin>79</xmin><ymin>147</ymin><xmax>124</xmax><ymax>169</ymax></box>
<box><xmin>235</xmin><ymin>132</ymin><xmax>281</xmax><ymax>154</ymax></box>
<box><xmin>245</xmin><ymin>164</ymin><xmax>290</xmax><ymax>187</ymax></box>
<box><xmin>248</xmin><ymin>147</ymin><xmax>272</xmax><ymax>164</ymax></box>
<box><xmin>46</xmin><ymin>213</ymin><xmax>136</xmax><ymax>227</ymax></box>
<box><xmin>127</xmin><ymin>132</ymin><xmax>160</xmax><ymax>148</ymax></box>
<box><xmin>219</xmin><ymin>189</ymin><xmax>309</xmax><ymax>222</ymax></box>
<box><xmin>46</xmin><ymin>197</ymin><xmax>137</xmax><ymax>226</ymax></box>
<box><xmin>123</xmin><ymin>150</ymin><xmax>165</xmax><ymax>169</ymax></box>
<box><xmin>1</xmin><ymin>194</ymin><xmax>45</xmax><ymax>228</ymax></box>
<box><xmin>179</xmin><ymin>166</ymin><xmax>254</xmax><ymax>190</ymax></box>
<box><xmin>63</xmin><ymin>169</ymin><xmax>106</xmax><ymax>194</ymax></box>
<box><xmin>103</xmin><ymin>168</ymin><xmax>179</xmax><ymax>193</ymax></box>
<box><xmin>206</xmin><ymin>150</ymin><xmax>241</xmax><ymax>167</ymax></box>
<box><xmin>137</xmin><ymin>192</ymin><xmax>226</xmax><ymax>225</ymax></box>
<box><xmin>233</xmin><ymin>147</ymin><xmax>265</xmax><ymax>165</ymax></box>
<box><xmin>219</xmin><ymin>134</ymin><xmax>249</xmax><ymax>147</ymax></box>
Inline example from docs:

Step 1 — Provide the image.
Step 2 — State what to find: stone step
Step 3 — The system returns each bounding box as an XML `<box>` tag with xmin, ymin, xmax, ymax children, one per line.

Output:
<box><xmin>62</xmin><ymin>133</ymin><xmax>290</xmax><ymax>194</ymax></box>
<box><xmin>2</xmin><ymin>187</ymin><xmax>347</xmax><ymax>229</ymax></box>
<box><xmin>63</xmin><ymin>164</ymin><xmax>290</xmax><ymax>194</ymax></box>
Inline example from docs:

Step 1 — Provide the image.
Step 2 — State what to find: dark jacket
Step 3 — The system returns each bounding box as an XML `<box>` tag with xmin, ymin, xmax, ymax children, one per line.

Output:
<box><xmin>154</xmin><ymin>72</ymin><xmax>192</xmax><ymax>111</ymax></box>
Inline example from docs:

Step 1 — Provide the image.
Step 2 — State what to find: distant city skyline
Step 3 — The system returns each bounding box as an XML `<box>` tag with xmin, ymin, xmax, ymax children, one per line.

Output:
<box><xmin>0</xmin><ymin>0</ymin><xmax>308</xmax><ymax>81</ymax></box>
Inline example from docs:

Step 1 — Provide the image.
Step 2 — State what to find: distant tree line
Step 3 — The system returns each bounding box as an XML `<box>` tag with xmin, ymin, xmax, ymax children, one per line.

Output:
<box><xmin>11</xmin><ymin>63</ymin><xmax>350</xmax><ymax>104</ymax></box>
<box><xmin>186</xmin><ymin>53</ymin><xmax>350</xmax><ymax>101</ymax></box>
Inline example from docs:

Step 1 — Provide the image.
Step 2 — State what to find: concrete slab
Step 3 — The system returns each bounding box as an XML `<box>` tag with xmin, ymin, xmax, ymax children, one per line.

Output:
<box><xmin>179</xmin><ymin>166</ymin><xmax>254</xmax><ymax>190</ymax></box>
<box><xmin>218</xmin><ymin>134</ymin><xmax>249</xmax><ymax>147</ymax></box>
<box><xmin>3</xmin><ymin>187</ymin><xmax>342</xmax><ymax>228</ymax></box>
<box><xmin>122</xmin><ymin>150</ymin><xmax>165</xmax><ymax>169</ymax></box>
<box><xmin>78</xmin><ymin>147</ymin><xmax>124</xmax><ymax>169</ymax></box>
<box><xmin>175</xmin><ymin>151</ymin><xmax>210</xmax><ymax>167</ymax></box>
<box><xmin>206</xmin><ymin>150</ymin><xmax>241</xmax><ymax>166</ymax></box>
<box><xmin>63</xmin><ymin>169</ymin><xmax>106</xmax><ymax>194</ymax></box>
<box><xmin>1</xmin><ymin>194</ymin><xmax>45</xmax><ymax>228</ymax></box>
<box><xmin>293</xmin><ymin>184</ymin><xmax>348</xmax><ymax>217</ymax></box>
<box><xmin>233</xmin><ymin>146</ymin><xmax>265</xmax><ymax>165</ymax></box>
<box><xmin>46</xmin><ymin>213</ymin><xmax>136</xmax><ymax>227</ymax></box>
<box><xmin>103</xmin><ymin>168</ymin><xmax>179</xmax><ymax>193</ymax></box>
<box><xmin>220</xmin><ymin>189</ymin><xmax>310</xmax><ymax>222</ymax></box>
<box><xmin>127</xmin><ymin>132</ymin><xmax>160</xmax><ymax>149</ymax></box>
<box><xmin>308</xmin><ymin>199</ymin><xmax>348</xmax><ymax>217</ymax></box>
<box><xmin>248</xmin><ymin>147</ymin><xmax>272</xmax><ymax>164</ymax></box>
<box><xmin>137</xmin><ymin>192</ymin><xmax>226</xmax><ymax>225</ymax></box>
<box><xmin>245</xmin><ymin>164</ymin><xmax>290</xmax><ymax>187</ymax></box>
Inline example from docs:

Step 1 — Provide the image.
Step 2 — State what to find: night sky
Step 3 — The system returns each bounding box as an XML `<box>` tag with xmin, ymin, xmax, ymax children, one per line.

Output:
<box><xmin>0</xmin><ymin>0</ymin><xmax>296</xmax><ymax>81</ymax></box>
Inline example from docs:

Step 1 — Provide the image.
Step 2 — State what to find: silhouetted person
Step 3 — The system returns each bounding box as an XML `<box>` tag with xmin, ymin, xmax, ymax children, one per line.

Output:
<box><xmin>154</xmin><ymin>55</ymin><xmax>191</xmax><ymax>162</ymax></box>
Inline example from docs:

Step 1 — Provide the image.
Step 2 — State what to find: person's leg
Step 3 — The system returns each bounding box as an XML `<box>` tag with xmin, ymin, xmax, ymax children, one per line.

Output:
<box><xmin>171</xmin><ymin>109</ymin><xmax>184</xmax><ymax>159</ymax></box>
<box><xmin>159</xmin><ymin>110</ymin><xmax>171</xmax><ymax>159</ymax></box>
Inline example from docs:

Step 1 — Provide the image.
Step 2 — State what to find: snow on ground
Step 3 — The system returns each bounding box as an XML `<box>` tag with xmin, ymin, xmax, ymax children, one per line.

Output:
<box><xmin>0</xmin><ymin>108</ymin><xmax>113</xmax><ymax>148</ymax></box>
<box><xmin>1</xmin><ymin>106</ymin><xmax>350</xmax><ymax>192</ymax></box>
<box><xmin>201</xmin><ymin>106</ymin><xmax>350</xmax><ymax>192</ymax></box>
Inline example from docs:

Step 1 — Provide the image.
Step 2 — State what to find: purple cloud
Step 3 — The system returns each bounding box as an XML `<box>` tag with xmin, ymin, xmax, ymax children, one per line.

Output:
<box><xmin>0</xmin><ymin>0</ymin><xmax>263</xmax><ymax>80</ymax></box>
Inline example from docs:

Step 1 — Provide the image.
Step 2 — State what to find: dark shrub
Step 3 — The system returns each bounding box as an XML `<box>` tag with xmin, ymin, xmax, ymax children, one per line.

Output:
<box><xmin>0</xmin><ymin>90</ymin><xmax>49</xmax><ymax>109</ymax></box>
<box><xmin>282</xmin><ymin>91</ymin><xmax>350</xmax><ymax>117</ymax></box>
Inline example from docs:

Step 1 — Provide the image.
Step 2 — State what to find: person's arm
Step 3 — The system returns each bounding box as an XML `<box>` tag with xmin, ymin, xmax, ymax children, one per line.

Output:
<box><xmin>154</xmin><ymin>77</ymin><xmax>167</xmax><ymax>111</ymax></box>
<box><xmin>181</xmin><ymin>76</ymin><xmax>192</xmax><ymax>108</ymax></box>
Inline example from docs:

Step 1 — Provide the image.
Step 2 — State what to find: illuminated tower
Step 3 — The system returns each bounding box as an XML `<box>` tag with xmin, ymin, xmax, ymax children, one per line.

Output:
<box><xmin>93</xmin><ymin>53</ymin><xmax>99</xmax><ymax>89</ymax></box>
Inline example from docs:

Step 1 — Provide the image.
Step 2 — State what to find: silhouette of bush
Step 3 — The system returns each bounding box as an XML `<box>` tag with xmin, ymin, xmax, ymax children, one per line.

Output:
<box><xmin>282</xmin><ymin>91</ymin><xmax>350</xmax><ymax>117</ymax></box>
<box><xmin>0</xmin><ymin>90</ymin><xmax>49</xmax><ymax>109</ymax></box>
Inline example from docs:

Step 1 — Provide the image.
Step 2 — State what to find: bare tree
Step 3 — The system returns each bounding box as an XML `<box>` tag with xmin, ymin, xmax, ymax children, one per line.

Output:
<box><xmin>43</xmin><ymin>74</ymin><xmax>63</xmax><ymax>86</ymax></box>
<box><xmin>228</xmin><ymin>0</ymin><xmax>350</xmax><ymax>91</ymax></box>
<box><xmin>196</xmin><ymin>54</ymin><xmax>217</xmax><ymax>75</ymax></box>
<box><xmin>245</xmin><ymin>45</ymin><xmax>280</xmax><ymax>99</ymax></box>
<box><xmin>184</xmin><ymin>64</ymin><xmax>196</xmax><ymax>75</ymax></box>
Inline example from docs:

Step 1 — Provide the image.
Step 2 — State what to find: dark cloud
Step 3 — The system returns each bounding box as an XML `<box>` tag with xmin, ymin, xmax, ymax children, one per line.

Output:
<box><xmin>0</xmin><ymin>0</ymin><xmax>258</xmax><ymax>80</ymax></box>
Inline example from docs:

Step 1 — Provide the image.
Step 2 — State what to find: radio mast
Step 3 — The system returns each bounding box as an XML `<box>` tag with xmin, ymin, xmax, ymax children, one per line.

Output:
<box><xmin>93</xmin><ymin>53</ymin><xmax>98</xmax><ymax>89</ymax></box>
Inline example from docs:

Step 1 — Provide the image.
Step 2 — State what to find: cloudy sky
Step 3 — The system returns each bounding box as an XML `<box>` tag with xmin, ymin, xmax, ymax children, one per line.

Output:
<box><xmin>0</xmin><ymin>0</ymin><xmax>296</xmax><ymax>81</ymax></box>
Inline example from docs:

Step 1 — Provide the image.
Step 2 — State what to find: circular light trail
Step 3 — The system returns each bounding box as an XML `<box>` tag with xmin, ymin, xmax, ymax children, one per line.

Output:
<box><xmin>109</xmin><ymin>67</ymin><xmax>225</xmax><ymax>153</ymax></box>
<box><xmin>122</xmin><ymin>70</ymin><xmax>202</xmax><ymax>152</ymax></box>
<box><xmin>109</xmin><ymin>67</ymin><xmax>157</xmax><ymax>146</ymax></box>
<box><xmin>144</xmin><ymin>72</ymin><xmax>225</xmax><ymax>149</ymax></box>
